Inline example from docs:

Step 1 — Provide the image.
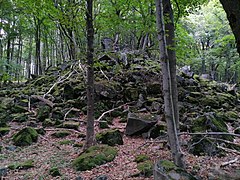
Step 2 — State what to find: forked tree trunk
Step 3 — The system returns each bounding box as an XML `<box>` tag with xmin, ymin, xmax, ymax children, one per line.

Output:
<box><xmin>155</xmin><ymin>0</ymin><xmax>185</xmax><ymax>168</ymax></box>
<box><xmin>85</xmin><ymin>0</ymin><xmax>95</xmax><ymax>149</ymax></box>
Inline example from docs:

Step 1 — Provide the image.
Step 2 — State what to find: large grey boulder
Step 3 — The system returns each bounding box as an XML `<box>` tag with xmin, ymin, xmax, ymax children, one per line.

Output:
<box><xmin>125</xmin><ymin>113</ymin><xmax>158</xmax><ymax>136</ymax></box>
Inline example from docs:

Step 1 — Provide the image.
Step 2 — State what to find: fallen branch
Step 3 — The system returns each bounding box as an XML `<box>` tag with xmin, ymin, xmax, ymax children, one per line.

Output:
<box><xmin>217</xmin><ymin>145</ymin><xmax>240</xmax><ymax>155</ymax></box>
<box><xmin>220</xmin><ymin>157</ymin><xmax>239</xmax><ymax>168</ymax></box>
<box><xmin>64</xmin><ymin>108</ymin><xmax>82</xmax><ymax>121</ymax></box>
<box><xmin>31</xmin><ymin>95</ymin><xmax>54</xmax><ymax>108</ymax></box>
<box><xmin>208</xmin><ymin>137</ymin><xmax>240</xmax><ymax>148</ymax></box>
<box><xmin>43</xmin><ymin>70</ymin><xmax>74</xmax><ymax>98</ymax></box>
<box><xmin>179</xmin><ymin>132</ymin><xmax>240</xmax><ymax>138</ymax></box>
<box><xmin>96</xmin><ymin>102</ymin><xmax>134</xmax><ymax>122</ymax></box>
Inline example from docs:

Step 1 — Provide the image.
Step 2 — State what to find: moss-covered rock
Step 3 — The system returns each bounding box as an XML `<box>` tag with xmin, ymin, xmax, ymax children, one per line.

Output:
<box><xmin>0</xmin><ymin>97</ymin><xmax>14</xmax><ymax>109</ymax></box>
<box><xmin>42</xmin><ymin>118</ymin><xmax>56</xmax><ymax>127</ymax></box>
<box><xmin>137</xmin><ymin>160</ymin><xmax>153</xmax><ymax>177</ymax></box>
<box><xmin>12</xmin><ymin>113</ymin><xmax>28</xmax><ymax>122</ymax></box>
<box><xmin>51</xmin><ymin>131</ymin><xmax>71</xmax><ymax>138</ymax></box>
<box><xmin>154</xmin><ymin>160</ymin><xmax>196</xmax><ymax>180</ymax></box>
<box><xmin>49</xmin><ymin>167</ymin><xmax>61</xmax><ymax>177</ymax></box>
<box><xmin>99</xmin><ymin>121</ymin><xmax>109</xmax><ymax>129</ymax></box>
<box><xmin>124</xmin><ymin>87</ymin><xmax>139</xmax><ymax>101</ymax></box>
<box><xmin>96</xmin><ymin>129</ymin><xmax>123</xmax><ymax>146</ymax></box>
<box><xmin>59</xmin><ymin>140</ymin><xmax>74</xmax><ymax>145</ymax></box>
<box><xmin>192</xmin><ymin>113</ymin><xmax>228</xmax><ymax>133</ymax></box>
<box><xmin>8</xmin><ymin>159</ymin><xmax>34</xmax><ymax>170</ymax></box>
<box><xmin>146</xmin><ymin>82</ymin><xmax>161</xmax><ymax>95</ymax></box>
<box><xmin>37</xmin><ymin>106</ymin><xmax>51</xmax><ymax>121</ymax></box>
<box><xmin>0</xmin><ymin>127</ymin><xmax>10</xmax><ymax>136</ymax></box>
<box><xmin>134</xmin><ymin>154</ymin><xmax>150</xmax><ymax>163</ymax></box>
<box><xmin>73</xmin><ymin>145</ymin><xmax>117</xmax><ymax>171</ymax></box>
<box><xmin>11</xmin><ymin>104</ymin><xmax>28</xmax><ymax>113</ymax></box>
<box><xmin>62</xmin><ymin>121</ymin><xmax>80</xmax><ymax>130</ymax></box>
<box><xmin>189</xmin><ymin>136</ymin><xmax>219</xmax><ymax>156</ymax></box>
<box><xmin>12</xmin><ymin>127</ymin><xmax>38</xmax><ymax>146</ymax></box>
<box><xmin>201</xmin><ymin>95</ymin><xmax>220</xmax><ymax>108</ymax></box>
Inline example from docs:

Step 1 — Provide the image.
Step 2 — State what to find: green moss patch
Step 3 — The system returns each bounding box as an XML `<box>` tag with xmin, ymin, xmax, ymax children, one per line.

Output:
<box><xmin>12</xmin><ymin>127</ymin><xmax>38</xmax><ymax>146</ymax></box>
<box><xmin>96</xmin><ymin>129</ymin><xmax>123</xmax><ymax>146</ymax></box>
<box><xmin>8</xmin><ymin>159</ymin><xmax>34</xmax><ymax>170</ymax></box>
<box><xmin>51</xmin><ymin>131</ymin><xmax>71</xmax><ymax>138</ymax></box>
<box><xmin>49</xmin><ymin>167</ymin><xmax>61</xmax><ymax>177</ymax></box>
<box><xmin>59</xmin><ymin>140</ymin><xmax>74</xmax><ymax>145</ymax></box>
<box><xmin>73</xmin><ymin>145</ymin><xmax>117</xmax><ymax>171</ymax></box>
<box><xmin>137</xmin><ymin>160</ymin><xmax>153</xmax><ymax>177</ymax></box>
<box><xmin>0</xmin><ymin>127</ymin><xmax>10</xmax><ymax>136</ymax></box>
<box><xmin>134</xmin><ymin>154</ymin><xmax>150</xmax><ymax>163</ymax></box>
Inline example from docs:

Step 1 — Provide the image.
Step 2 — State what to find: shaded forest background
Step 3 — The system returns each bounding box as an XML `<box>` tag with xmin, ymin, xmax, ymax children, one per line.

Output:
<box><xmin>1</xmin><ymin>0</ymin><xmax>239</xmax><ymax>83</ymax></box>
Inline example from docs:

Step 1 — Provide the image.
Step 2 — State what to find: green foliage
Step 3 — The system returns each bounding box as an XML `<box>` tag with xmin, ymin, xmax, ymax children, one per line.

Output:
<box><xmin>134</xmin><ymin>154</ymin><xmax>150</xmax><ymax>163</ymax></box>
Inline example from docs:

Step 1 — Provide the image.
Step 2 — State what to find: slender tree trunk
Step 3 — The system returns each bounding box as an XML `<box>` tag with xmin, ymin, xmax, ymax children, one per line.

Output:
<box><xmin>27</xmin><ymin>36</ymin><xmax>33</xmax><ymax>79</ymax></box>
<box><xmin>34</xmin><ymin>17</ymin><xmax>42</xmax><ymax>75</ymax></box>
<box><xmin>85</xmin><ymin>0</ymin><xmax>95</xmax><ymax>149</ymax></box>
<box><xmin>163</xmin><ymin>0</ymin><xmax>179</xmax><ymax>132</ymax></box>
<box><xmin>6</xmin><ymin>37</ymin><xmax>11</xmax><ymax>74</ymax></box>
<box><xmin>155</xmin><ymin>0</ymin><xmax>185</xmax><ymax>168</ymax></box>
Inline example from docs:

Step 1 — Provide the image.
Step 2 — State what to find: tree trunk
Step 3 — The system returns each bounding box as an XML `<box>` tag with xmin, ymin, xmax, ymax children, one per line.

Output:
<box><xmin>27</xmin><ymin>36</ymin><xmax>33</xmax><ymax>79</ymax></box>
<box><xmin>85</xmin><ymin>0</ymin><xmax>95</xmax><ymax>149</ymax></box>
<box><xmin>34</xmin><ymin>17</ymin><xmax>42</xmax><ymax>75</ymax></box>
<box><xmin>220</xmin><ymin>0</ymin><xmax>240</xmax><ymax>55</ymax></box>
<box><xmin>155</xmin><ymin>0</ymin><xmax>185</xmax><ymax>168</ymax></box>
<box><xmin>163</xmin><ymin>0</ymin><xmax>179</xmax><ymax>132</ymax></box>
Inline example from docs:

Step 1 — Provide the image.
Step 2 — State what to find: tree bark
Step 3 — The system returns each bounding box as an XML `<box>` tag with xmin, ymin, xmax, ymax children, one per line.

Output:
<box><xmin>163</xmin><ymin>0</ymin><xmax>179</xmax><ymax>132</ymax></box>
<box><xmin>220</xmin><ymin>0</ymin><xmax>240</xmax><ymax>55</ymax></box>
<box><xmin>85</xmin><ymin>0</ymin><xmax>95</xmax><ymax>149</ymax></box>
<box><xmin>155</xmin><ymin>0</ymin><xmax>185</xmax><ymax>168</ymax></box>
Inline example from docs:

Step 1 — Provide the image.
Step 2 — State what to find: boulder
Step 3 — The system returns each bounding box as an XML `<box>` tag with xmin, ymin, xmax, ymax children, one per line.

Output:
<box><xmin>49</xmin><ymin>167</ymin><xmax>61</xmax><ymax>177</ymax></box>
<box><xmin>125</xmin><ymin>113</ymin><xmax>158</xmax><ymax>136</ymax></box>
<box><xmin>73</xmin><ymin>145</ymin><xmax>117</xmax><ymax>171</ymax></box>
<box><xmin>12</xmin><ymin>127</ymin><xmax>38</xmax><ymax>146</ymax></box>
<box><xmin>96</xmin><ymin>129</ymin><xmax>123</xmax><ymax>146</ymax></box>
<box><xmin>137</xmin><ymin>160</ymin><xmax>153</xmax><ymax>177</ymax></box>
<box><xmin>94</xmin><ymin>175</ymin><xmax>108</xmax><ymax>180</ymax></box>
<box><xmin>62</xmin><ymin>121</ymin><xmax>80</xmax><ymax>130</ymax></box>
<box><xmin>0</xmin><ymin>167</ymin><xmax>8</xmax><ymax>177</ymax></box>
<box><xmin>36</xmin><ymin>106</ymin><xmax>51</xmax><ymax>121</ymax></box>
<box><xmin>153</xmin><ymin>160</ymin><xmax>196</xmax><ymax>180</ymax></box>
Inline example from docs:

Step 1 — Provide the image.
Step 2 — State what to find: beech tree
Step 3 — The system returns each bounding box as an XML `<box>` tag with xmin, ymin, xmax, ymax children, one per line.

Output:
<box><xmin>85</xmin><ymin>0</ymin><xmax>95</xmax><ymax>148</ymax></box>
<box><xmin>155</xmin><ymin>0</ymin><xmax>185</xmax><ymax>168</ymax></box>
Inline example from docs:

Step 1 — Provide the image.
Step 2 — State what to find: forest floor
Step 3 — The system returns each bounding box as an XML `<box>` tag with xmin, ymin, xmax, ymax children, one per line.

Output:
<box><xmin>1</xmin><ymin>117</ymin><xmax>240</xmax><ymax>180</ymax></box>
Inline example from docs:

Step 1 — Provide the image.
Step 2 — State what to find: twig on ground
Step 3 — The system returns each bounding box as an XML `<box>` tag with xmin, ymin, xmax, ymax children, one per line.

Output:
<box><xmin>43</xmin><ymin>70</ymin><xmax>74</xmax><ymax>98</ymax></box>
<box><xmin>100</xmin><ymin>69</ymin><xmax>110</xmax><ymax>81</ymax></box>
<box><xmin>96</xmin><ymin>102</ymin><xmax>134</xmax><ymax>122</ymax></box>
<box><xmin>179</xmin><ymin>132</ymin><xmax>240</xmax><ymax>138</ymax></box>
<box><xmin>220</xmin><ymin>157</ymin><xmax>239</xmax><ymax>167</ymax></box>
<box><xmin>217</xmin><ymin>145</ymin><xmax>240</xmax><ymax>155</ymax></box>
<box><xmin>64</xmin><ymin>108</ymin><xmax>82</xmax><ymax>121</ymax></box>
<box><xmin>208</xmin><ymin>137</ymin><xmax>240</xmax><ymax>147</ymax></box>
